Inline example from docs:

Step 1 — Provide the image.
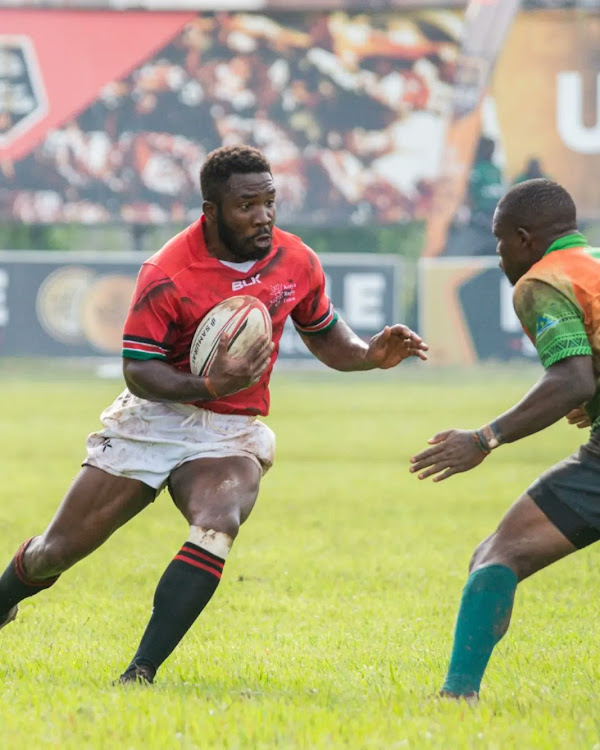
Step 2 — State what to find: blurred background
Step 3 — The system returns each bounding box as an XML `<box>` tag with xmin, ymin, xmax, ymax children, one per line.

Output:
<box><xmin>1</xmin><ymin>0</ymin><xmax>599</xmax><ymax>367</ymax></box>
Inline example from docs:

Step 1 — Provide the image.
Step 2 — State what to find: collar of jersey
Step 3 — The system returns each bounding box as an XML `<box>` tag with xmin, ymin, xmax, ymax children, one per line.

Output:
<box><xmin>544</xmin><ymin>232</ymin><xmax>588</xmax><ymax>256</ymax></box>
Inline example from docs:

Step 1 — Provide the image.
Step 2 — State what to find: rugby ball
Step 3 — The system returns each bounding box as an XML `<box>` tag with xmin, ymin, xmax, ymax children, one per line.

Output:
<box><xmin>189</xmin><ymin>295</ymin><xmax>272</xmax><ymax>377</ymax></box>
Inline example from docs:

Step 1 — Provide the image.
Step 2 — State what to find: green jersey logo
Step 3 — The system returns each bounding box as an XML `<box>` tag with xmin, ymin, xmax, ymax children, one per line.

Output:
<box><xmin>536</xmin><ymin>314</ymin><xmax>559</xmax><ymax>338</ymax></box>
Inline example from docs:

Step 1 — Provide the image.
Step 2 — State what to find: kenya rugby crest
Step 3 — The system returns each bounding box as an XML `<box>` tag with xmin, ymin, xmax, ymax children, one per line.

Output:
<box><xmin>0</xmin><ymin>35</ymin><xmax>47</xmax><ymax>147</ymax></box>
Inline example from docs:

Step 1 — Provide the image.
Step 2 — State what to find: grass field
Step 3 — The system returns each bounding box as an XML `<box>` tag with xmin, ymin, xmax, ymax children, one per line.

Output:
<box><xmin>1</xmin><ymin>362</ymin><xmax>599</xmax><ymax>749</ymax></box>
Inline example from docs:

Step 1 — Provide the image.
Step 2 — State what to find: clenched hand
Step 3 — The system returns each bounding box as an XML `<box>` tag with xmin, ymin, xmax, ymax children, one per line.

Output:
<box><xmin>208</xmin><ymin>333</ymin><xmax>274</xmax><ymax>398</ymax></box>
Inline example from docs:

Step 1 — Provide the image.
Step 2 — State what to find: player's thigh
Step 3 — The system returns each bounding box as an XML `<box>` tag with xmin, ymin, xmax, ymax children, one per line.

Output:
<box><xmin>29</xmin><ymin>466</ymin><xmax>155</xmax><ymax>573</ymax></box>
<box><xmin>473</xmin><ymin>446</ymin><xmax>600</xmax><ymax>580</ymax></box>
<box><xmin>169</xmin><ymin>456</ymin><xmax>262</xmax><ymax>537</ymax></box>
<box><xmin>472</xmin><ymin>492</ymin><xmax>577</xmax><ymax>581</ymax></box>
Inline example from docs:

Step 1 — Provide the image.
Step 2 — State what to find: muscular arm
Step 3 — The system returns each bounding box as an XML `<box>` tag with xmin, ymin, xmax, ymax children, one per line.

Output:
<box><xmin>123</xmin><ymin>333</ymin><xmax>274</xmax><ymax>402</ymax></box>
<box><xmin>299</xmin><ymin>318</ymin><xmax>427</xmax><ymax>371</ymax></box>
<box><xmin>496</xmin><ymin>278</ymin><xmax>596</xmax><ymax>441</ymax></box>
<box><xmin>494</xmin><ymin>355</ymin><xmax>596</xmax><ymax>443</ymax></box>
<box><xmin>123</xmin><ymin>358</ymin><xmax>215</xmax><ymax>402</ymax></box>
<box><xmin>299</xmin><ymin>318</ymin><xmax>373</xmax><ymax>371</ymax></box>
<box><xmin>410</xmin><ymin>279</ymin><xmax>596</xmax><ymax>482</ymax></box>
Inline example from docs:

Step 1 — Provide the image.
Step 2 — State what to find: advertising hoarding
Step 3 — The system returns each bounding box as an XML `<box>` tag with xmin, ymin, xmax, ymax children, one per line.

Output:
<box><xmin>0</xmin><ymin>251</ymin><xmax>402</xmax><ymax>359</ymax></box>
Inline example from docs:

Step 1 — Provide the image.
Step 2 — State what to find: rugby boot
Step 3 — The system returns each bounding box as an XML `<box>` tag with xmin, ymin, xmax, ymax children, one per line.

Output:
<box><xmin>117</xmin><ymin>663</ymin><xmax>155</xmax><ymax>685</ymax></box>
<box><xmin>439</xmin><ymin>689</ymin><xmax>479</xmax><ymax>704</ymax></box>
<box><xmin>0</xmin><ymin>605</ymin><xmax>18</xmax><ymax>631</ymax></box>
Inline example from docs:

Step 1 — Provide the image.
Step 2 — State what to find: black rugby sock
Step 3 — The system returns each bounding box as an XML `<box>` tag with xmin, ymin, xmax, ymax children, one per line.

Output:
<box><xmin>0</xmin><ymin>538</ymin><xmax>59</xmax><ymax>615</ymax></box>
<box><xmin>124</xmin><ymin>541</ymin><xmax>225</xmax><ymax>677</ymax></box>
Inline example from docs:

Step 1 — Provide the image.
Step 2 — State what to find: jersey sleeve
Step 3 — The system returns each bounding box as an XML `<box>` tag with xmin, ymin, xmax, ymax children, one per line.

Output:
<box><xmin>291</xmin><ymin>246</ymin><xmax>338</xmax><ymax>335</ymax></box>
<box><xmin>122</xmin><ymin>262</ymin><xmax>180</xmax><ymax>361</ymax></box>
<box><xmin>513</xmin><ymin>278</ymin><xmax>592</xmax><ymax>368</ymax></box>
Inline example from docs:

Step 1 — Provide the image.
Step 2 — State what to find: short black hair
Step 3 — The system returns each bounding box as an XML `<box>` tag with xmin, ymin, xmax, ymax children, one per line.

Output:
<box><xmin>497</xmin><ymin>179</ymin><xmax>576</xmax><ymax>231</ymax></box>
<box><xmin>200</xmin><ymin>145</ymin><xmax>272</xmax><ymax>204</ymax></box>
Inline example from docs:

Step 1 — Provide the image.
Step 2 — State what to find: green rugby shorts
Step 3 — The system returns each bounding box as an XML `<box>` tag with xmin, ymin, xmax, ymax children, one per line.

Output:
<box><xmin>529</xmin><ymin>434</ymin><xmax>600</xmax><ymax>549</ymax></box>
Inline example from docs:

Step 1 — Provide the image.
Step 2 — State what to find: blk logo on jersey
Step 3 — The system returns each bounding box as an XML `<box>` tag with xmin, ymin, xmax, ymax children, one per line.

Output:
<box><xmin>232</xmin><ymin>274</ymin><xmax>261</xmax><ymax>291</ymax></box>
<box><xmin>0</xmin><ymin>36</ymin><xmax>48</xmax><ymax>146</ymax></box>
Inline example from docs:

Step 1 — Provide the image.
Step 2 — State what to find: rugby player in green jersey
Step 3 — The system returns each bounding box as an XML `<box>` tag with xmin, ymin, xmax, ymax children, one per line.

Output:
<box><xmin>411</xmin><ymin>178</ymin><xmax>600</xmax><ymax>701</ymax></box>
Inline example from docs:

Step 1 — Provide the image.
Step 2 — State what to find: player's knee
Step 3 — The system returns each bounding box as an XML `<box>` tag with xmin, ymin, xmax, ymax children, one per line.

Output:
<box><xmin>469</xmin><ymin>533</ymin><xmax>524</xmax><ymax>579</ymax></box>
<box><xmin>190</xmin><ymin>475</ymin><xmax>259</xmax><ymax>538</ymax></box>
<box><xmin>190</xmin><ymin>511</ymin><xmax>241</xmax><ymax>539</ymax></box>
<box><xmin>469</xmin><ymin>534</ymin><xmax>494</xmax><ymax>573</ymax></box>
<box><xmin>26</xmin><ymin>535</ymin><xmax>81</xmax><ymax>578</ymax></box>
<box><xmin>188</xmin><ymin>525</ymin><xmax>234</xmax><ymax>558</ymax></box>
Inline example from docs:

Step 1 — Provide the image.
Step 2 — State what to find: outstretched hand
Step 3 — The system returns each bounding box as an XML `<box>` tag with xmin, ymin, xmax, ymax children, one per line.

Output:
<box><xmin>365</xmin><ymin>324</ymin><xmax>428</xmax><ymax>369</ymax></box>
<box><xmin>409</xmin><ymin>428</ymin><xmax>488</xmax><ymax>482</ymax></box>
<box><xmin>207</xmin><ymin>333</ymin><xmax>274</xmax><ymax>398</ymax></box>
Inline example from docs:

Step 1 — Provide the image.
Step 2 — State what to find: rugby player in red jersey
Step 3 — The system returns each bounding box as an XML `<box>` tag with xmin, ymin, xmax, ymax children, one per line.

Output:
<box><xmin>411</xmin><ymin>179</ymin><xmax>600</xmax><ymax>701</ymax></box>
<box><xmin>0</xmin><ymin>145</ymin><xmax>427</xmax><ymax>684</ymax></box>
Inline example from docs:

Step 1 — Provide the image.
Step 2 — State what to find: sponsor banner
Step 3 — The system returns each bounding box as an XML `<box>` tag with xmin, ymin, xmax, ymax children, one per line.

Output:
<box><xmin>0</xmin><ymin>8</ymin><xmax>462</xmax><ymax>225</ymax></box>
<box><xmin>423</xmin><ymin>5</ymin><xmax>600</xmax><ymax>258</ymax></box>
<box><xmin>3</xmin><ymin>1</ymin><xmax>585</xmax><ymax>8</ymax></box>
<box><xmin>492</xmin><ymin>9</ymin><xmax>600</xmax><ymax>219</ymax></box>
<box><xmin>0</xmin><ymin>252</ymin><xmax>401</xmax><ymax>359</ymax></box>
<box><xmin>0</xmin><ymin>10</ymin><xmax>196</xmax><ymax>162</ymax></box>
<box><xmin>1</xmin><ymin>1</ymin><xmax>465</xmax><ymax>9</ymax></box>
<box><xmin>422</xmin><ymin>0</ymin><xmax>521</xmax><ymax>257</ymax></box>
<box><xmin>418</xmin><ymin>256</ymin><xmax>536</xmax><ymax>365</ymax></box>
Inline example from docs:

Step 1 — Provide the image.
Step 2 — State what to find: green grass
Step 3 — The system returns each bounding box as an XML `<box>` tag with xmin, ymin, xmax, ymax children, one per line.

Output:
<box><xmin>1</xmin><ymin>363</ymin><xmax>599</xmax><ymax>749</ymax></box>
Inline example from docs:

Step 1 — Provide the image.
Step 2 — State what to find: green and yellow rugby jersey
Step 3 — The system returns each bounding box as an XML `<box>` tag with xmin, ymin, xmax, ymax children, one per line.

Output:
<box><xmin>513</xmin><ymin>233</ymin><xmax>600</xmax><ymax>432</ymax></box>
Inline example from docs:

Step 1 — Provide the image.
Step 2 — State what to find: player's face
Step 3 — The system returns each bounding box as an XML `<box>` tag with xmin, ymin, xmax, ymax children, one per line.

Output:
<box><xmin>493</xmin><ymin>208</ymin><xmax>533</xmax><ymax>286</ymax></box>
<box><xmin>217</xmin><ymin>173</ymin><xmax>276</xmax><ymax>262</ymax></box>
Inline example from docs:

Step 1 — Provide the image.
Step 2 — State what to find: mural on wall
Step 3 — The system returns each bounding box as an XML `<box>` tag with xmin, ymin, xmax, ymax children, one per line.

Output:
<box><xmin>0</xmin><ymin>8</ymin><xmax>461</xmax><ymax>226</ymax></box>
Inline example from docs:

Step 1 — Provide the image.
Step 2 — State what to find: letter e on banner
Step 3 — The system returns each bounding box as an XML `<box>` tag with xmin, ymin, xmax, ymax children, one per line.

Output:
<box><xmin>0</xmin><ymin>269</ymin><xmax>9</xmax><ymax>327</ymax></box>
<box><xmin>343</xmin><ymin>273</ymin><xmax>385</xmax><ymax>329</ymax></box>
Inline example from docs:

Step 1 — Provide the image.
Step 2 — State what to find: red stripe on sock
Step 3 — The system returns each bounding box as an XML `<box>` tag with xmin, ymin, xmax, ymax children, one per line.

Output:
<box><xmin>174</xmin><ymin>555</ymin><xmax>222</xmax><ymax>579</ymax></box>
<box><xmin>14</xmin><ymin>538</ymin><xmax>58</xmax><ymax>588</ymax></box>
<box><xmin>14</xmin><ymin>538</ymin><xmax>31</xmax><ymax>584</ymax></box>
<box><xmin>179</xmin><ymin>546</ymin><xmax>224</xmax><ymax>569</ymax></box>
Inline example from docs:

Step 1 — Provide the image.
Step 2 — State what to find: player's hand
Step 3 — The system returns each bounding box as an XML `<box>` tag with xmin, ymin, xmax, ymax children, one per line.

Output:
<box><xmin>365</xmin><ymin>324</ymin><xmax>428</xmax><ymax>369</ymax></box>
<box><xmin>565</xmin><ymin>406</ymin><xmax>591</xmax><ymax>429</ymax></box>
<box><xmin>207</xmin><ymin>333</ymin><xmax>274</xmax><ymax>398</ymax></box>
<box><xmin>409</xmin><ymin>428</ymin><xmax>489</xmax><ymax>482</ymax></box>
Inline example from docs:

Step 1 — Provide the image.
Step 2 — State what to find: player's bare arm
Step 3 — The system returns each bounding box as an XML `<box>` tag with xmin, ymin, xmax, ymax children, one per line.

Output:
<box><xmin>299</xmin><ymin>317</ymin><xmax>428</xmax><ymax>371</ymax></box>
<box><xmin>410</xmin><ymin>355</ymin><xmax>595</xmax><ymax>482</ymax></box>
<box><xmin>124</xmin><ymin>333</ymin><xmax>274</xmax><ymax>402</ymax></box>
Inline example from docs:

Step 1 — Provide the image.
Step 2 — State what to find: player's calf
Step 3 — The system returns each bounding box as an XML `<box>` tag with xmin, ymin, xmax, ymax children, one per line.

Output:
<box><xmin>117</xmin><ymin>526</ymin><xmax>232</xmax><ymax>684</ymax></box>
<box><xmin>440</xmin><ymin>532</ymin><xmax>527</xmax><ymax>698</ymax></box>
<box><xmin>441</xmin><ymin>494</ymin><xmax>578</xmax><ymax>699</ymax></box>
<box><xmin>441</xmin><ymin>563</ymin><xmax>518</xmax><ymax>697</ymax></box>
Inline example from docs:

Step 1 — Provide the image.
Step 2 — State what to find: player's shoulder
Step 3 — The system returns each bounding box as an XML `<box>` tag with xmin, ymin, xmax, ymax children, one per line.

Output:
<box><xmin>145</xmin><ymin>220</ymin><xmax>201</xmax><ymax>279</ymax></box>
<box><xmin>512</xmin><ymin>275</ymin><xmax>535</xmax><ymax>310</ymax></box>
<box><xmin>272</xmin><ymin>226</ymin><xmax>321</xmax><ymax>271</ymax></box>
<box><xmin>273</xmin><ymin>226</ymin><xmax>317</xmax><ymax>258</ymax></box>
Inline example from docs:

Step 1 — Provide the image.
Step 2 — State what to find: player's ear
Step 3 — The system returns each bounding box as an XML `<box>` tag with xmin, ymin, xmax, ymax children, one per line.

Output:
<box><xmin>203</xmin><ymin>200</ymin><xmax>217</xmax><ymax>223</ymax></box>
<box><xmin>517</xmin><ymin>226</ymin><xmax>531</xmax><ymax>246</ymax></box>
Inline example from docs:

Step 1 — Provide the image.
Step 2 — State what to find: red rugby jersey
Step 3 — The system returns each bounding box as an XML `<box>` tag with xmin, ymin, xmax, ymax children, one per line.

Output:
<box><xmin>122</xmin><ymin>216</ymin><xmax>337</xmax><ymax>415</ymax></box>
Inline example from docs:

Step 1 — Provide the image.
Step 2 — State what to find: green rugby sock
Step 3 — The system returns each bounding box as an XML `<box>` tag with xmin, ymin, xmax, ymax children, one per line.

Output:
<box><xmin>442</xmin><ymin>564</ymin><xmax>517</xmax><ymax>695</ymax></box>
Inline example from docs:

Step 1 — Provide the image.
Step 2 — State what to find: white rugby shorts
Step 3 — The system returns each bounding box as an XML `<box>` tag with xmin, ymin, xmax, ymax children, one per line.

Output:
<box><xmin>84</xmin><ymin>390</ymin><xmax>276</xmax><ymax>491</ymax></box>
